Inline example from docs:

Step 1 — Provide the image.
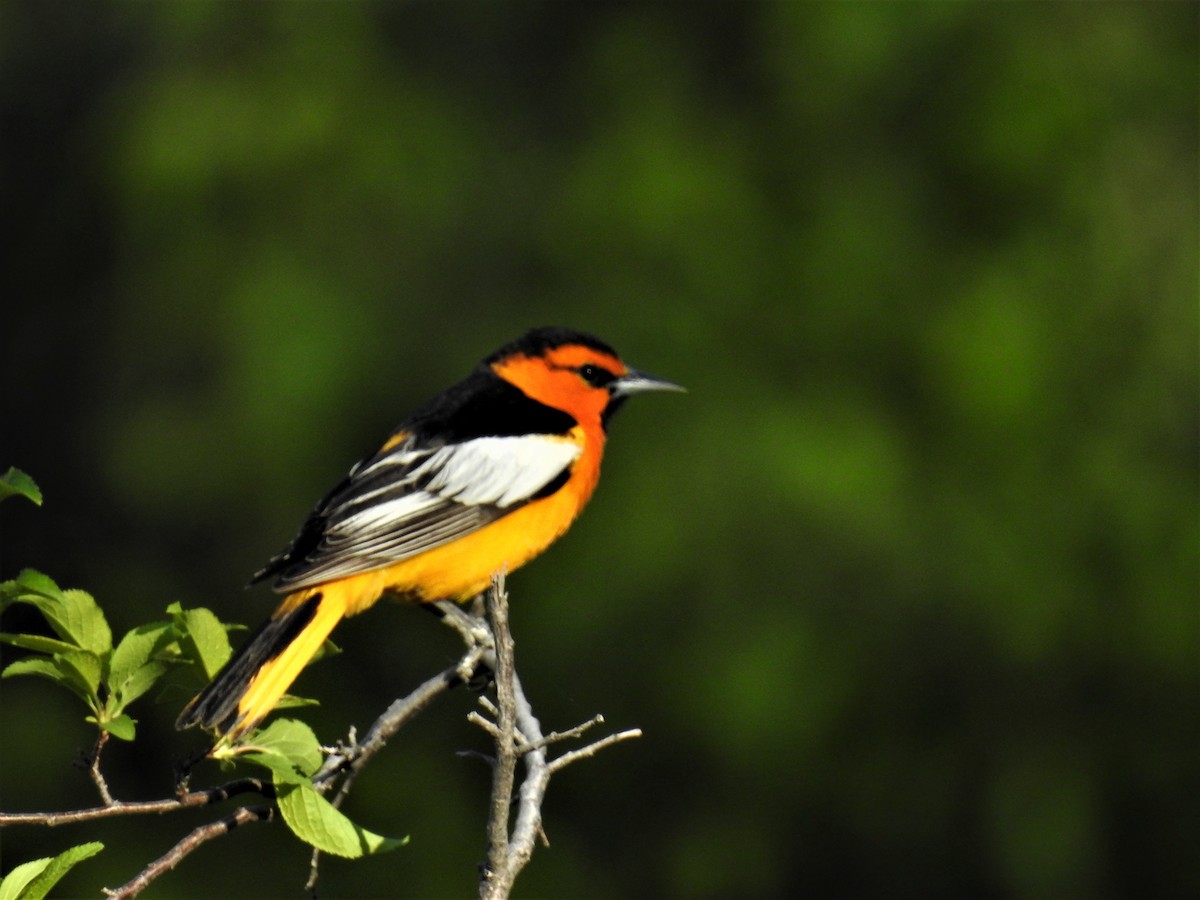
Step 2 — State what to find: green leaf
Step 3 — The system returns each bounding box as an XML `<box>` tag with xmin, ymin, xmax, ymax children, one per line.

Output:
<box><xmin>4</xmin><ymin>651</ymin><xmax>102</xmax><ymax>710</ymax></box>
<box><xmin>57</xmin><ymin>590</ymin><xmax>112</xmax><ymax>657</ymax></box>
<box><xmin>0</xmin><ymin>857</ymin><xmax>51</xmax><ymax>900</ymax></box>
<box><xmin>241</xmin><ymin>718</ymin><xmax>323</xmax><ymax>778</ymax></box>
<box><xmin>14</xmin><ymin>570</ymin><xmax>62</xmax><ymax>601</ymax></box>
<box><xmin>0</xmin><ymin>468</ymin><xmax>42</xmax><ymax>507</ymax></box>
<box><xmin>239</xmin><ymin>749</ymin><xmax>307</xmax><ymax>783</ymax></box>
<box><xmin>108</xmin><ymin>622</ymin><xmax>172</xmax><ymax>708</ymax></box>
<box><xmin>272</xmin><ymin>693</ymin><xmax>320</xmax><ymax>710</ymax></box>
<box><xmin>0</xmin><ymin>570</ymin><xmax>62</xmax><ymax>619</ymax></box>
<box><xmin>1</xmin><ymin>657</ymin><xmax>64</xmax><ymax>682</ymax></box>
<box><xmin>57</xmin><ymin>650</ymin><xmax>102</xmax><ymax>704</ymax></box>
<box><xmin>276</xmin><ymin>778</ymin><xmax>407</xmax><ymax>858</ymax></box>
<box><xmin>96</xmin><ymin>713</ymin><xmax>136</xmax><ymax>741</ymax></box>
<box><xmin>113</xmin><ymin>660</ymin><xmax>168</xmax><ymax>711</ymax></box>
<box><xmin>310</xmin><ymin>637</ymin><xmax>342</xmax><ymax>664</ymax></box>
<box><xmin>0</xmin><ymin>841</ymin><xmax>103</xmax><ymax>900</ymax></box>
<box><xmin>109</xmin><ymin>622</ymin><xmax>170</xmax><ymax>685</ymax></box>
<box><xmin>1</xmin><ymin>657</ymin><xmax>96</xmax><ymax>707</ymax></box>
<box><xmin>0</xmin><ymin>577</ymin><xmax>111</xmax><ymax>656</ymax></box>
<box><xmin>0</xmin><ymin>633</ymin><xmax>82</xmax><ymax>656</ymax></box>
<box><xmin>177</xmin><ymin>607</ymin><xmax>233</xmax><ymax>679</ymax></box>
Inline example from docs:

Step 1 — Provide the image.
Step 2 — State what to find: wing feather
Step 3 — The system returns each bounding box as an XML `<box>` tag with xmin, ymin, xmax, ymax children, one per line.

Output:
<box><xmin>264</xmin><ymin>435</ymin><xmax>581</xmax><ymax>592</ymax></box>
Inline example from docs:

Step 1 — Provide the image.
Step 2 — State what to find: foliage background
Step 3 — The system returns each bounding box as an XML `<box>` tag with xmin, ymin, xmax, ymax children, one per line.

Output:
<box><xmin>2</xmin><ymin>3</ymin><xmax>1196</xmax><ymax>898</ymax></box>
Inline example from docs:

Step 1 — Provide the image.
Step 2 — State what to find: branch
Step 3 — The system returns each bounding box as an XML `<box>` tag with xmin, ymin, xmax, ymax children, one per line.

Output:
<box><xmin>547</xmin><ymin>728</ymin><xmax>643</xmax><ymax>775</ymax></box>
<box><xmin>78</xmin><ymin>731</ymin><xmax>115</xmax><ymax>806</ymax></box>
<box><xmin>103</xmin><ymin>805</ymin><xmax>274</xmax><ymax>899</ymax></box>
<box><xmin>484</xmin><ymin>572</ymin><xmax>523</xmax><ymax>890</ymax></box>
<box><xmin>475</xmin><ymin>572</ymin><xmax>642</xmax><ymax>900</ymax></box>
<box><xmin>306</xmin><ymin>613</ymin><xmax>492</xmax><ymax>893</ymax></box>
<box><xmin>5</xmin><ymin>604</ymin><xmax>489</xmax><ymax>898</ymax></box>
<box><xmin>3</xmin><ymin>575</ymin><xmax>638</xmax><ymax>900</ymax></box>
<box><xmin>313</xmin><ymin>640</ymin><xmax>490</xmax><ymax>792</ymax></box>
<box><xmin>0</xmin><ymin>778</ymin><xmax>272</xmax><ymax>827</ymax></box>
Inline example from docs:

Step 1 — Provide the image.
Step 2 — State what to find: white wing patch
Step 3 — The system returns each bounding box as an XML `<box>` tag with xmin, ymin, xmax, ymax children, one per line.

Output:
<box><xmin>412</xmin><ymin>436</ymin><xmax>582</xmax><ymax>507</ymax></box>
<box><xmin>267</xmin><ymin>434</ymin><xmax>582</xmax><ymax>592</ymax></box>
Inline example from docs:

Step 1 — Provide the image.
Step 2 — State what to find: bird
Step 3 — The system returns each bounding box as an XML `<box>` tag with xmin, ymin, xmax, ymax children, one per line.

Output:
<box><xmin>176</xmin><ymin>327</ymin><xmax>683</xmax><ymax>741</ymax></box>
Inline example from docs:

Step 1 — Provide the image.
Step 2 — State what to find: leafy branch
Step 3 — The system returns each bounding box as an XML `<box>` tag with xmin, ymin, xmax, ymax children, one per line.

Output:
<box><xmin>0</xmin><ymin>470</ymin><xmax>641</xmax><ymax>898</ymax></box>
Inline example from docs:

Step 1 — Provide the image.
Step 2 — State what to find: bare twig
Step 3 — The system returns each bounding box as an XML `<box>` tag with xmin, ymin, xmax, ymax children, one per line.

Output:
<box><xmin>547</xmin><ymin>729</ymin><xmax>643</xmax><ymax>775</ymax></box>
<box><xmin>466</xmin><ymin>709</ymin><xmax>505</xmax><ymax>742</ymax></box>
<box><xmin>468</xmin><ymin>711</ymin><xmax>613</xmax><ymax>754</ymax></box>
<box><xmin>80</xmin><ymin>731</ymin><xmax>115</xmax><ymax>806</ymax></box>
<box><xmin>474</xmin><ymin>572</ymin><xmax>643</xmax><ymax>900</ymax></box>
<box><xmin>476</xmin><ymin>695</ymin><xmax>499</xmax><ymax>718</ymax></box>
<box><xmin>311</xmin><ymin>648</ymin><xmax>483</xmax><ymax>791</ymax></box>
<box><xmin>523</xmin><ymin>715</ymin><xmax>605</xmax><ymax>754</ymax></box>
<box><xmin>0</xmin><ymin>778</ymin><xmax>272</xmax><ymax>827</ymax></box>
<box><xmin>307</xmin><ymin>618</ymin><xmax>492</xmax><ymax>893</ymax></box>
<box><xmin>103</xmin><ymin>805</ymin><xmax>273</xmax><ymax>899</ymax></box>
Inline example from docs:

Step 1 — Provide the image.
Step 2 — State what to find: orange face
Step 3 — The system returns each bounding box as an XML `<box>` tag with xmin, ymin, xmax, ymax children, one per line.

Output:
<box><xmin>490</xmin><ymin>344</ymin><xmax>628</xmax><ymax>429</ymax></box>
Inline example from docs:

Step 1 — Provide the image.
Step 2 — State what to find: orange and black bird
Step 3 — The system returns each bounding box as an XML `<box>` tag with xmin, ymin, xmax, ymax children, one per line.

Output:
<box><xmin>177</xmin><ymin>327</ymin><xmax>682</xmax><ymax>741</ymax></box>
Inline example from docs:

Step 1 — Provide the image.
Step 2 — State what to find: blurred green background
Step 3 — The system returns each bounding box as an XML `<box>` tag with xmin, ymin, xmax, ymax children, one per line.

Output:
<box><xmin>2</xmin><ymin>3</ymin><xmax>1196</xmax><ymax>898</ymax></box>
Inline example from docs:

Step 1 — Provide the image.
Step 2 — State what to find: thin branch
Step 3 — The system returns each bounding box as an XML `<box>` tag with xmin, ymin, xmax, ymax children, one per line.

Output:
<box><xmin>312</xmin><ymin>606</ymin><xmax>495</xmax><ymax>792</ymax></box>
<box><xmin>0</xmin><ymin>778</ymin><xmax>272</xmax><ymax>827</ymax></box>
<box><xmin>522</xmin><ymin>715</ymin><xmax>605</xmax><ymax>754</ymax></box>
<box><xmin>81</xmin><ymin>731</ymin><xmax>115</xmax><ymax>806</ymax></box>
<box><xmin>307</xmin><ymin>612</ymin><xmax>492</xmax><ymax>894</ymax></box>
<box><xmin>474</xmin><ymin>572</ymin><xmax>643</xmax><ymax>900</ymax></box>
<box><xmin>476</xmin><ymin>695</ymin><xmax>499</xmax><ymax>717</ymax></box>
<box><xmin>547</xmin><ymin>729</ymin><xmax>643</xmax><ymax>775</ymax></box>
<box><xmin>311</xmin><ymin>654</ymin><xmax>470</xmax><ymax>790</ymax></box>
<box><xmin>468</xmin><ymin>711</ymin><xmax>611</xmax><ymax>755</ymax></box>
<box><xmin>103</xmin><ymin>805</ymin><xmax>273</xmax><ymax>899</ymax></box>
<box><xmin>466</xmin><ymin>709</ymin><xmax>505</xmax><ymax>742</ymax></box>
<box><xmin>499</xmin><ymin>667</ymin><xmax>551</xmax><ymax>893</ymax></box>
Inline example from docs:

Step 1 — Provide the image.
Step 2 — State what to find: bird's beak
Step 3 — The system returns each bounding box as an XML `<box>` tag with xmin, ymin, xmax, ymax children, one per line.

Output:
<box><xmin>611</xmin><ymin>368</ymin><xmax>687</xmax><ymax>399</ymax></box>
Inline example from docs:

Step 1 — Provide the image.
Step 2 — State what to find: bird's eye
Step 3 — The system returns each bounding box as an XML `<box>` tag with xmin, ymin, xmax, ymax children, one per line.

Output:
<box><xmin>577</xmin><ymin>363</ymin><xmax>616</xmax><ymax>388</ymax></box>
